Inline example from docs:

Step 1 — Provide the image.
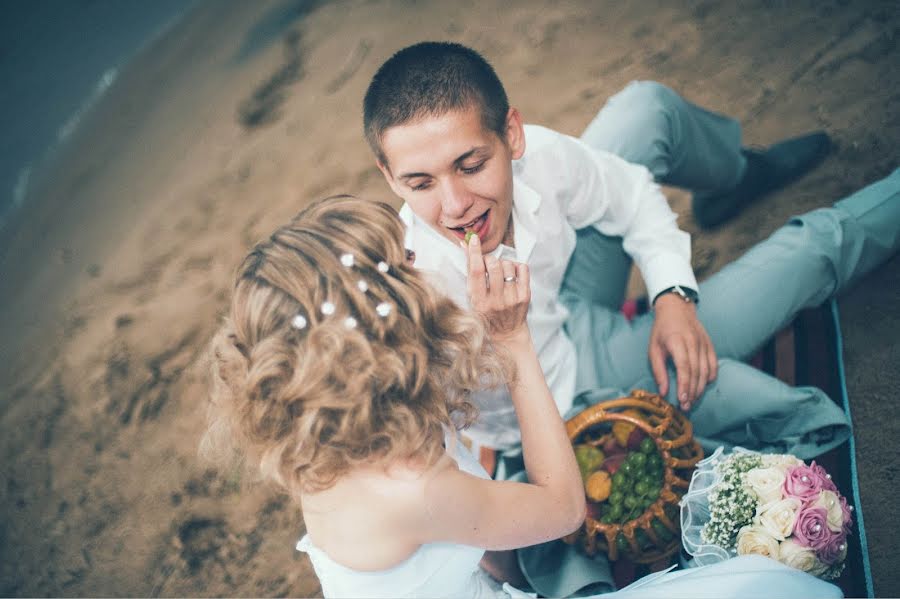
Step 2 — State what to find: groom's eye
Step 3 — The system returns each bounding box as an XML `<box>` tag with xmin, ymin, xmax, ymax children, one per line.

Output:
<box><xmin>461</xmin><ymin>161</ymin><xmax>486</xmax><ymax>175</ymax></box>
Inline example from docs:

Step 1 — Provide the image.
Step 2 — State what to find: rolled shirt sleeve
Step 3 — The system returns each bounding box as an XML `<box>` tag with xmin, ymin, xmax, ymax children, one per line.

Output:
<box><xmin>557</xmin><ymin>132</ymin><xmax>698</xmax><ymax>301</ymax></box>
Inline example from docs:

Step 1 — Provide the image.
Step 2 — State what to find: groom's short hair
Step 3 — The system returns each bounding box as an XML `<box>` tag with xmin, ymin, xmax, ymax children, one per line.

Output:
<box><xmin>363</xmin><ymin>41</ymin><xmax>510</xmax><ymax>166</ymax></box>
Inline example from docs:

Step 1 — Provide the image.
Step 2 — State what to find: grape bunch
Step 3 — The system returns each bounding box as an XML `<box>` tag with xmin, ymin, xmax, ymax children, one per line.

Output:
<box><xmin>601</xmin><ymin>437</ymin><xmax>663</xmax><ymax>523</ymax></box>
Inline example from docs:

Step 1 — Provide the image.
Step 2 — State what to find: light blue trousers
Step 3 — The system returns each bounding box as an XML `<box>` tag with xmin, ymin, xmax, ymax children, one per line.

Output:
<box><xmin>514</xmin><ymin>81</ymin><xmax>898</xmax><ymax>598</ymax></box>
<box><xmin>562</xmin><ymin>81</ymin><xmax>900</xmax><ymax>460</ymax></box>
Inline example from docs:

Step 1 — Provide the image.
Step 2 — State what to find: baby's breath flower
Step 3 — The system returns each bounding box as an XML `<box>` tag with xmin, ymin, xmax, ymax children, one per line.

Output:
<box><xmin>701</xmin><ymin>454</ymin><xmax>763</xmax><ymax>548</ymax></box>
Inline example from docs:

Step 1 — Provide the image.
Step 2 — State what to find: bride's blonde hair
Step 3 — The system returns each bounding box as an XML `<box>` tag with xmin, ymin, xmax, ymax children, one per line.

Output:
<box><xmin>206</xmin><ymin>196</ymin><xmax>506</xmax><ymax>494</ymax></box>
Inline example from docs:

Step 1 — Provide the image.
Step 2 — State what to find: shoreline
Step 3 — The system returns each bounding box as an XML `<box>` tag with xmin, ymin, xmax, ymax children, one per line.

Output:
<box><xmin>0</xmin><ymin>0</ymin><xmax>199</xmax><ymax>237</ymax></box>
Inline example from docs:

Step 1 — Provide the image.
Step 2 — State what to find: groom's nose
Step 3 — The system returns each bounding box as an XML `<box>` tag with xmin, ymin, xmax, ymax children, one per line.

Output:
<box><xmin>438</xmin><ymin>176</ymin><xmax>473</xmax><ymax>219</ymax></box>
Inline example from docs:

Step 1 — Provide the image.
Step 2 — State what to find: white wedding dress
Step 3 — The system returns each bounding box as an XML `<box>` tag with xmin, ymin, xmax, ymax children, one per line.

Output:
<box><xmin>297</xmin><ymin>436</ymin><xmax>843</xmax><ymax>599</ymax></box>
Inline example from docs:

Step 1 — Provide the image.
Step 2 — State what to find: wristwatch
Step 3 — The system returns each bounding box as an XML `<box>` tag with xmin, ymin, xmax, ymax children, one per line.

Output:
<box><xmin>653</xmin><ymin>284</ymin><xmax>699</xmax><ymax>306</ymax></box>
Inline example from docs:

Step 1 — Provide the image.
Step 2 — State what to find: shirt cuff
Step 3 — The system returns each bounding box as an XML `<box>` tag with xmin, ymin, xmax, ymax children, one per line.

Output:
<box><xmin>640</xmin><ymin>253</ymin><xmax>699</xmax><ymax>304</ymax></box>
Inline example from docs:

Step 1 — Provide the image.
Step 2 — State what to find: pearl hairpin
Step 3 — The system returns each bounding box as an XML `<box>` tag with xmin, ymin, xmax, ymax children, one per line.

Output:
<box><xmin>340</xmin><ymin>253</ymin><xmax>355</xmax><ymax>267</ymax></box>
<box><xmin>375</xmin><ymin>302</ymin><xmax>392</xmax><ymax>317</ymax></box>
<box><xmin>291</xmin><ymin>314</ymin><xmax>307</xmax><ymax>330</ymax></box>
<box><xmin>321</xmin><ymin>301</ymin><xmax>336</xmax><ymax>315</ymax></box>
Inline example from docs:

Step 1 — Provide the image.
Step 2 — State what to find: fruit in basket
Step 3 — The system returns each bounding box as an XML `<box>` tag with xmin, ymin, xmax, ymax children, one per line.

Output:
<box><xmin>611</xmin><ymin>409</ymin><xmax>645</xmax><ymax>447</ymax></box>
<box><xmin>584</xmin><ymin>432</ymin><xmax>668</xmax><ymax>524</ymax></box>
<box><xmin>564</xmin><ymin>390</ymin><xmax>705</xmax><ymax>563</ymax></box>
<box><xmin>585</xmin><ymin>470</ymin><xmax>612</xmax><ymax>502</ymax></box>
<box><xmin>574</xmin><ymin>444</ymin><xmax>605</xmax><ymax>481</ymax></box>
<box><xmin>602</xmin><ymin>452</ymin><xmax>627</xmax><ymax>474</ymax></box>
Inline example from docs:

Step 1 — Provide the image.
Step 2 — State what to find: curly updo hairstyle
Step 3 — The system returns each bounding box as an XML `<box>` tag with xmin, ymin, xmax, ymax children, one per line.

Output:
<box><xmin>206</xmin><ymin>195</ymin><xmax>507</xmax><ymax>495</ymax></box>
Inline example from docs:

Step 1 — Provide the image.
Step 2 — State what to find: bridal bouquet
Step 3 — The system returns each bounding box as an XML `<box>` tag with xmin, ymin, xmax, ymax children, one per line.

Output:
<box><xmin>681</xmin><ymin>447</ymin><xmax>853</xmax><ymax>580</ymax></box>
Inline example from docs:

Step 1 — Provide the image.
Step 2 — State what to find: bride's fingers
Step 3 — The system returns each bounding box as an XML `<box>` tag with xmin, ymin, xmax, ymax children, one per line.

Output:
<box><xmin>464</xmin><ymin>236</ymin><xmax>487</xmax><ymax>305</ymax></box>
<box><xmin>485</xmin><ymin>256</ymin><xmax>504</xmax><ymax>299</ymax></box>
<box><xmin>501</xmin><ymin>260</ymin><xmax>518</xmax><ymax>304</ymax></box>
<box><xmin>516</xmin><ymin>262</ymin><xmax>531</xmax><ymax>304</ymax></box>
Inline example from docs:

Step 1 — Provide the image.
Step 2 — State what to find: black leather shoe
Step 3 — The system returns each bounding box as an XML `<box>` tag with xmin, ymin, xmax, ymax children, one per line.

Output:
<box><xmin>692</xmin><ymin>131</ymin><xmax>832</xmax><ymax>228</ymax></box>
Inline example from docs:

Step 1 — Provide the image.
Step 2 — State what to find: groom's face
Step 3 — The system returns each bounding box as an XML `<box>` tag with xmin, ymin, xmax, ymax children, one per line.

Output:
<box><xmin>376</xmin><ymin>106</ymin><xmax>525</xmax><ymax>254</ymax></box>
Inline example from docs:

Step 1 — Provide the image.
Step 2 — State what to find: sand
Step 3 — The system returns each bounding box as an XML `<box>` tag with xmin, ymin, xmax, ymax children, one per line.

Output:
<box><xmin>1</xmin><ymin>0</ymin><xmax>897</xmax><ymax>596</ymax></box>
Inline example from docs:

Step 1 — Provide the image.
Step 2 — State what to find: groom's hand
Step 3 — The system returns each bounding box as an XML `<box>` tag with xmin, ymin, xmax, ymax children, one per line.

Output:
<box><xmin>648</xmin><ymin>295</ymin><xmax>718</xmax><ymax>410</ymax></box>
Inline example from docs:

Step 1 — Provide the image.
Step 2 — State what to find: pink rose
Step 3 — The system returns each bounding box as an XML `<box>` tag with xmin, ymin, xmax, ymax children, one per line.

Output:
<box><xmin>784</xmin><ymin>464</ymin><xmax>826</xmax><ymax>501</ymax></box>
<box><xmin>793</xmin><ymin>505</ymin><xmax>839</xmax><ymax>551</ymax></box>
<box><xmin>817</xmin><ymin>530</ymin><xmax>849</xmax><ymax>566</ymax></box>
<box><xmin>839</xmin><ymin>495</ymin><xmax>854</xmax><ymax>535</ymax></box>
<box><xmin>809</xmin><ymin>461</ymin><xmax>838</xmax><ymax>493</ymax></box>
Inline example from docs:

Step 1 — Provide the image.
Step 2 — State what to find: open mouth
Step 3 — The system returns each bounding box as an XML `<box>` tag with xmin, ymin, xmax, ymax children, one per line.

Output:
<box><xmin>449</xmin><ymin>210</ymin><xmax>489</xmax><ymax>241</ymax></box>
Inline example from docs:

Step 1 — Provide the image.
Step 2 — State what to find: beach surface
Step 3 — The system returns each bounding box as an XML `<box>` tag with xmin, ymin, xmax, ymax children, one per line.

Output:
<box><xmin>1</xmin><ymin>0</ymin><xmax>898</xmax><ymax>595</ymax></box>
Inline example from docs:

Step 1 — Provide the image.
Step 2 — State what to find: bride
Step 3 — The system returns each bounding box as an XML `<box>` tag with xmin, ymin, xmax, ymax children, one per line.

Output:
<box><xmin>205</xmin><ymin>195</ymin><xmax>842</xmax><ymax>598</ymax></box>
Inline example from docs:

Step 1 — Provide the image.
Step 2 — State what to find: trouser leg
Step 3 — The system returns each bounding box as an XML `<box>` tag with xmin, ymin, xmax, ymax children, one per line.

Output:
<box><xmin>580</xmin><ymin>80</ymin><xmax>746</xmax><ymax>192</ymax></box>
<box><xmin>698</xmin><ymin>167</ymin><xmax>900</xmax><ymax>359</ymax></box>
<box><xmin>559</xmin><ymin>228</ymin><xmax>631</xmax><ymax>311</ymax></box>
<box><xmin>567</xmin><ymin>81</ymin><xmax>749</xmax><ymax>310</ymax></box>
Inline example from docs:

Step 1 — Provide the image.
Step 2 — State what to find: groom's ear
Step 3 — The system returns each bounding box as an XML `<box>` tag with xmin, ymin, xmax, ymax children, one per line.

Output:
<box><xmin>505</xmin><ymin>108</ymin><xmax>526</xmax><ymax>160</ymax></box>
<box><xmin>376</xmin><ymin>159</ymin><xmax>403</xmax><ymax>198</ymax></box>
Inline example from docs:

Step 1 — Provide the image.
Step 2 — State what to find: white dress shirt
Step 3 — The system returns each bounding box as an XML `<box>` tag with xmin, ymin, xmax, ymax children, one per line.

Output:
<box><xmin>400</xmin><ymin>124</ymin><xmax>697</xmax><ymax>449</ymax></box>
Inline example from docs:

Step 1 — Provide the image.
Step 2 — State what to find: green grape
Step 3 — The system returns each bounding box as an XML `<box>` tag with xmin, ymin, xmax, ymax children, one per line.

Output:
<box><xmin>621</xmin><ymin>461</ymin><xmax>635</xmax><ymax>476</ymax></box>
<box><xmin>608</xmin><ymin>503</ymin><xmax>623</xmax><ymax>520</ymax></box>
<box><xmin>634</xmin><ymin>481</ymin><xmax>649</xmax><ymax>496</ymax></box>
<box><xmin>600</xmin><ymin>514</ymin><xmax>614</xmax><ymax>524</ymax></box>
<box><xmin>611</xmin><ymin>472</ymin><xmax>627</xmax><ymax>488</ymax></box>
<box><xmin>623</xmin><ymin>495</ymin><xmax>638</xmax><ymax>509</ymax></box>
<box><xmin>608</xmin><ymin>491</ymin><xmax>624</xmax><ymax>506</ymax></box>
<box><xmin>646</xmin><ymin>486</ymin><xmax>660</xmax><ymax>502</ymax></box>
<box><xmin>640</xmin><ymin>437</ymin><xmax>656</xmax><ymax>454</ymax></box>
<box><xmin>630</xmin><ymin>452</ymin><xmax>647</xmax><ymax>468</ymax></box>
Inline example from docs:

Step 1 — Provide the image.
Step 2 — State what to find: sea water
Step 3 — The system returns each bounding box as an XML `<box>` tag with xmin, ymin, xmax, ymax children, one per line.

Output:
<box><xmin>0</xmin><ymin>0</ymin><xmax>197</xmax><ymax>232</ymax></box>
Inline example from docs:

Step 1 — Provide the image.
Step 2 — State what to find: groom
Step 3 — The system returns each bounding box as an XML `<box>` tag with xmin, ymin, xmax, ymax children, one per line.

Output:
<box><xmin>361</xmin><ymin>41</ymin><xmax>900</xmax><ymax>595</ymax></box>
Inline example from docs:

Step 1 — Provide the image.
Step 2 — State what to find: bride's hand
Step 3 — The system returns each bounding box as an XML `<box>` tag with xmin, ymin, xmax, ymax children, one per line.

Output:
<box><xmin>463</xmin><ymin>234</ymin><xmax>531</xmax><ymax>344</ymax></box>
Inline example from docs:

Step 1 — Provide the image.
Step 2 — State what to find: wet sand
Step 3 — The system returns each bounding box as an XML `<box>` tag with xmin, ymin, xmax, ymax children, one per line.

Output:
<box><xmin>0</xmin><ymin>0</ymin><xmax>897</xmax><ymax>595</ymax></box>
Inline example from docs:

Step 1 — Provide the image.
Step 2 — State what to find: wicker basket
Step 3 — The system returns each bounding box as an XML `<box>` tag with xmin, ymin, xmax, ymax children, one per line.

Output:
<box><xmin>563</xmin><ymin>390</ymin><xmax>704</xmax><ymax>563</ymax></box>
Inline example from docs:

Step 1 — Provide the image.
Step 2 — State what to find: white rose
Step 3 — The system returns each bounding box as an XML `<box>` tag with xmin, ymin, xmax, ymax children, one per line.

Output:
<box><xmin>757</xmin><ymin>497</ymin><xmax>802</xmax><ymax>541</ymax></box>
<box><xmin>813</xmin><ymin>490</ymin><xmax>845</xmax><ymax>533</ymax></box>
<box><xmin>763</xmin><ymin>454</ymin><xmax>804</xmax><ymax>473</ymax></box>
<box><xmin>744</xmin><ymin>466</ymin><xmax>786</xmax><ymax>504</ymax></box>
<box><xmin>779</xmin><ymin>538</ymin><xmax>828</xmax><ymax>576</ymax></box>
<box><xmin>736</xmin><ymin>524</ymin><xmax>781</xmax><ymax>560</ymax></box>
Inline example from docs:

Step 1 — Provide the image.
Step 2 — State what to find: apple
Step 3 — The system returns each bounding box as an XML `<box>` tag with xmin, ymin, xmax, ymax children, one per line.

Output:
<box><xmin>625</xmin><ymin>428</ymin><xmax>647</xmax><ymax>451</ymax></box>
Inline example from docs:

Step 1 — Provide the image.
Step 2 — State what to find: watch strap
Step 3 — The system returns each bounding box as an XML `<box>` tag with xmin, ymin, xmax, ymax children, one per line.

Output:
<box><xmin>652</xmin><ymin>284</ymin><xmax>699</xmax><ymax>306</ymax></box>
